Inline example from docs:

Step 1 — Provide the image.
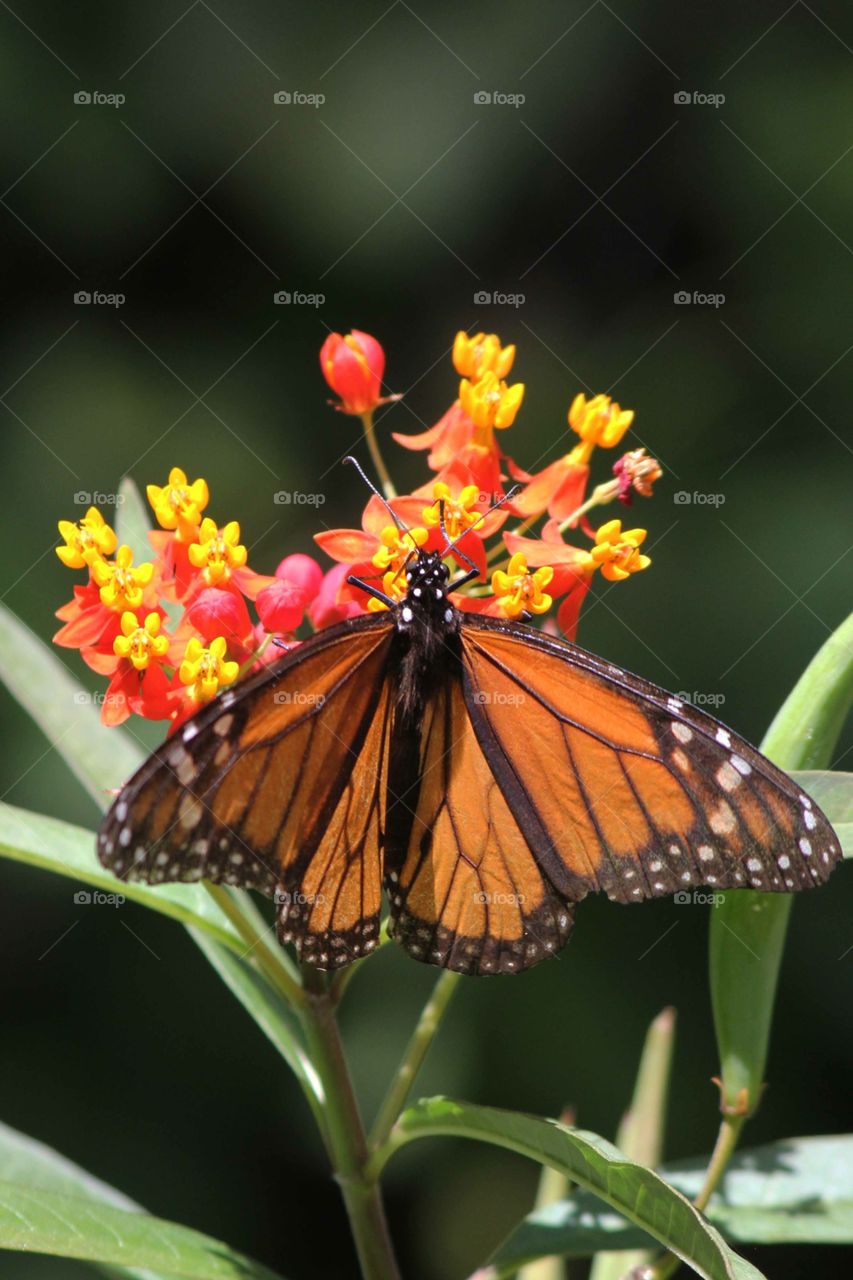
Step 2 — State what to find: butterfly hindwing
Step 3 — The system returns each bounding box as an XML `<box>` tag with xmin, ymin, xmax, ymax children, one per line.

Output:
<box><xmin>459</xmin><ymin>616</ymin><xmax>840</xmax><ymax>903</ymax></box>
<box><xmin>98</xmin><ymin>616</ymin><xmax>395</xmax><ymax>963</ymax></box>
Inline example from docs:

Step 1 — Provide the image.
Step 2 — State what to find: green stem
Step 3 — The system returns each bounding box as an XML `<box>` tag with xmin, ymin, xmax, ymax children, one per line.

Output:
<box><xmin>299</xmin><ymin>967</ymin><xmax>401</xmax><ymax>1280</ymax></box>
<box><xmin>362</xmin><ymin>411</ymin><xmax>397</xmax><ymax>501</ymax></box>
<box><xmin>646</xmin><ymin>1115</ymin><xmax>744</xmax><ymax>1280</ymax></box>
<box><xmin>369</xmin><ymin>970</ymin><xmax>461</xmax><ymax>1151</ymax></box>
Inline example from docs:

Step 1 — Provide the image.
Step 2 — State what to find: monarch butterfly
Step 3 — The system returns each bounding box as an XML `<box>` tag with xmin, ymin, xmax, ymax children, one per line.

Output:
<box><xmin>97</xmin><ymin>478</ymin><xmax>840</xmax><ymax>975</ymax></box>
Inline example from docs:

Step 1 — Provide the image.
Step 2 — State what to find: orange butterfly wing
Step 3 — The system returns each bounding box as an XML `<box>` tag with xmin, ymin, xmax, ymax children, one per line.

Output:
<box><xmin>383</xmin><ymin>675</ymin><xmax>574</xmax><ymax>975</ymax></box>
<box><xmin>457</xmin><ymin>616</ymin><xmax>839</xmax><ymax>905</ymax></box>
<box><xmin>98</xmin><ymin>616</ymin><xmax>395</xmax><ymax>966</ymax></box>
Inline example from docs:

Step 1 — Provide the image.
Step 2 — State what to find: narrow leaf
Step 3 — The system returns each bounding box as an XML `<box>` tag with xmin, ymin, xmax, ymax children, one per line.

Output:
<box><xmin>0</xmin><ymin>602</ymin><xmax>143</xmax><ymax>807</ymax></box>
<box><xmin>711</xmin><ymin>611</ymin><xmax>853</xmax><ymax>1115</ymax></box>
<box><xmin>115</xmin><ymin>477</ymin><xmax>154</xmax><ymax>567</ymax></box>
<box><xmin>380</xmin><ymin>1098</ymin><xmax>765</xmax><ymax>1280</ymax></box>
<box><xmin>0</xmin><ymin>1180</ymin><xmax>285</xmax><ymax>1278</ymax></box>
<box><xmin>790</xmin><ymin>770</ymin><xmax>853</xmax><ymax>858</ymax></box>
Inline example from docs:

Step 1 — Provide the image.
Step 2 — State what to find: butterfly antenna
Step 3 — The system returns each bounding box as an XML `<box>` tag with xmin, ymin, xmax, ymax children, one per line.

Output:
<box><xmin>343</xmin><ymin>455</ymin><xmax>409</xmax><ymax>535</ymax></box>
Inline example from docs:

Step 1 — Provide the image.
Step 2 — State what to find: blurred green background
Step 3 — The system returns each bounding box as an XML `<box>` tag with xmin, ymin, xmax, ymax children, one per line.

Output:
<box><xmin>1</xmin><ymin>1</ymin><xmax>851</xmax><ymax>1277</ymax></box>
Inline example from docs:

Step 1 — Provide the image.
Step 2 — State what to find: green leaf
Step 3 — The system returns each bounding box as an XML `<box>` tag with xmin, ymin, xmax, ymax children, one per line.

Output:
<box><xmin>0</xmin><ymin>602</ymin><xmax>144</xmax><ymax>808</ymax></box>
<box><xmin>376</xmin><ymin>1098</ymin><xmax>765</xmax><ymax>1280</ymax></box>
<box><xmin>790</xmin><ymin>770</ymin><xmax>853</xmax><ymax>859</ymax></box>
<box><xmin>0</xmin><ymin>1179</ymin><xmax>285</xmax><ymax>1278</ymax></box>
<box><xmin>711</xmin><ymin>612</ymin><xmax>853</xmax><ymax>1115</ymax></box>
<box><xmin>491</xmin><ymin>1134</ymin><xmax>853</xmax><ymax>1270</ymax></box>
<box><xmin>0</xmin><ymin>803</ymin><xmax>242</xmax><ymax>952</ymax></box>
<box><xmin>0</xmin><ymin>1120</ymin><xmax>159</xmax><ymax>1280</ymax></box>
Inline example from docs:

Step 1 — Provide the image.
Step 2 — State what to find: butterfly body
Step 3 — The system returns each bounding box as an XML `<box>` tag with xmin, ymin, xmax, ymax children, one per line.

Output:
<box><xmin>98</xmin><ymin>545</ymin><xmax>841</xmax><ymax>975</ymax></box>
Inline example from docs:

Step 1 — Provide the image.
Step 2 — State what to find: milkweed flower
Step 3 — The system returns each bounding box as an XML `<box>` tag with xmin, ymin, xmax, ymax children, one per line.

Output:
<box><xmin>459</xmin><ymin>371</ymin><xmax>525</xmax><ymax>442</ymax></box>
<box><xmin>56</xmin><ymin>507</ymin><xmax>117</xmax><ymax>568</ymax></box>
<box><xmin>452</xmin><ymin>330</ymin><xmax>515</xmax><ymax>380</ymax></box>
<box><xmin>583</xmin><ymin>519</ymin><xmax>651</xmax><ymax>582</ymax></box>
<box><xmin>491</xmin><ymin>553</ymin><xmax>554</xmax><ymax>619</ymax></box>
<box><xmin>179</xmin><ymin>636</ymin><xmax>240</xmax><ymax>704</ymax></box>
<box><xmin>320</xmin><ymin>330</ymin><xmax>386</xmax><ymax>415</ymax></box>
<box><xmin>113</xmin><ymin>611</ymin><xmax>169</xmax><ymax>671</ymax></box>
<box><xmin>92</xmin><ymin>545</ymin><xmax>156</xmax><ymax>612</ymax></box>
<box><xmin>568</xmin><ymin>393</ymin><xmax>633</xmax><ymax>465</ymax></box>
<box><xmin>147</xmin><ymin>467</ymin><xmax>209</xmax><ymax>541</ymax></box>
<box><xmin>612</xmin><ymin>448</ymin><xmax>662</xmax><ymax>505</ymax></box>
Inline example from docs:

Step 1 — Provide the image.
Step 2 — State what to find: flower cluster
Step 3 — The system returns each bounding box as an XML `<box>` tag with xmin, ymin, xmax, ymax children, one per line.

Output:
<box><xmin>56</xmin><ymin>326</ymin><xmax>661</xmax><ymax>729</ymax></box>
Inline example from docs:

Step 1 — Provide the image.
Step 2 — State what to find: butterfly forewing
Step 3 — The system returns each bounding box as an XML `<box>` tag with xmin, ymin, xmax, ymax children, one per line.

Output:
<box><xmin>98</xmin><ymin>616</ymin><xmax>395</xmax><ymax>963</ymax></box>
<box><xmin>459</xmin><ymin>616</ymin><xmax>840</xmax><ymax>902</ymax></box>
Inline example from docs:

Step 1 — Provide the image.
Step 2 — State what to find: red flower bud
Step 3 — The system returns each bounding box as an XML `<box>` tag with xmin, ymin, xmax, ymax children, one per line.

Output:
<box><xmin>275</xmin><ymin>553</ymin><xmax>323</xmax><ymax>601</ymax></box>
<box><xmin>257</xmin><ymin>577</ymin><xmax>306</xmax><ymax>633</ymax></box>
<box><xmin>185</xmin><ymin>587</ymin><xmax>252</xmax><ymax>648</ymax></box>
<box><xmin>320</xmin><ymin>330</ymin><xmax>385</xmax><ymax>415</ymax></box>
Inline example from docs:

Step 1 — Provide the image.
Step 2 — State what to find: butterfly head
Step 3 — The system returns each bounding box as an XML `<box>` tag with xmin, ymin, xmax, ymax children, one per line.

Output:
<box><xmin>398</xmin><ymin>550</ymin><xmax>456</xmax><ymax>633</ymax></box>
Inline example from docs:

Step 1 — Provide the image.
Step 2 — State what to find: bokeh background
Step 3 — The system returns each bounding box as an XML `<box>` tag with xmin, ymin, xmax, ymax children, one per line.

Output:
<box><xmin>1</xmin><ymin>1</ymin><xmax>851</xmax><ymax>1277</ymax></box>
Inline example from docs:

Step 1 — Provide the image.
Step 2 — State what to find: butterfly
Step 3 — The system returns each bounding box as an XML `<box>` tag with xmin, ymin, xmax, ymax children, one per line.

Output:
<box><xmin>97</xmin><ymin>482</ymin><xmax>840</xmax><ymax>975</ymax></box>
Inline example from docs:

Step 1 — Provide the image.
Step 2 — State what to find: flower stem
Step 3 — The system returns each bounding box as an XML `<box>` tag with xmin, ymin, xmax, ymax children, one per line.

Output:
<box><xmin>361</xmin><ymin>411</ymin><xmax>397</xmax><ymax>501</ymax></box>
<box><xmin>369</xmin><ymin>969</ymin><xmax>461</xmax><ymax>1151</ymax></box>
<box><xmin>646</xmin><ymin>1113</ymin><xmax>744</xmax><ymax>1280</ymax></box>
<box><xmin>299</xmin><ymin>966</ymin><xmax>401</xmax><ymax>1280</ymax></box>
